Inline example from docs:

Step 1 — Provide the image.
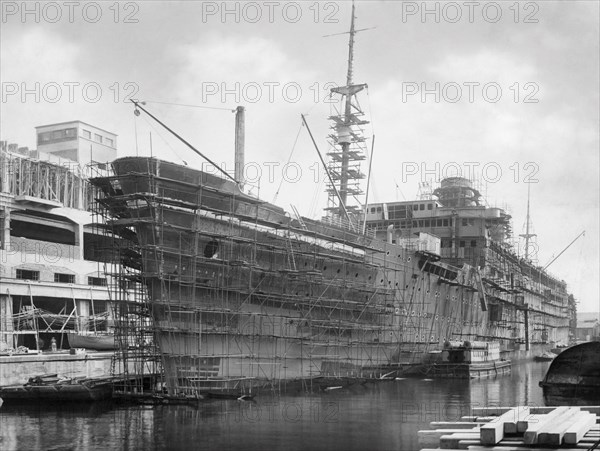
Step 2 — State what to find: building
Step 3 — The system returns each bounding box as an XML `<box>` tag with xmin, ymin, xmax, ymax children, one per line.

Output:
<box><xmin>575</xmin><ymin>312</ymin><xmax>600</xmax><ymax>342</ymax></box>
<box><xmin>0</xmin><ymin>123</ymin><xmax>117</xmax><ymax>353</ymax></box>
<box><xmin>35</xmin><ymin>120</ymin><xmax>117</xmax><ymax>166</ymax></box>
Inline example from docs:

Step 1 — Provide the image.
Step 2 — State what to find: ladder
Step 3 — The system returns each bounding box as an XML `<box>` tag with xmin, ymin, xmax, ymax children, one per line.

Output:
<box><xmin>285</xmin><ymin>232</ymin><xmax>297</xmax><ymax>270</ymax></box>
<box><xmin>290</xmin><ymin>204</ymin><xmax>308</xmax><ymax>230</ymax></box>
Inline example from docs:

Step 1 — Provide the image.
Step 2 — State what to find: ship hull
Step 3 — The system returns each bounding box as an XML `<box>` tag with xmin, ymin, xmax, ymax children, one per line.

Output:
<box><xmin>93</xmin><ymin>157</ymin><xmax>489</xmax><ymax>395</ymax></box>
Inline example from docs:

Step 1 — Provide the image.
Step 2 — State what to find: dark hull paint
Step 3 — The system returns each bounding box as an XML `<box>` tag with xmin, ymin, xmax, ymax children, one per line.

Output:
<box><xmin>539</xmin><ymin>341</ymin><xmax>600</xmax><ymax>406</ymax></box>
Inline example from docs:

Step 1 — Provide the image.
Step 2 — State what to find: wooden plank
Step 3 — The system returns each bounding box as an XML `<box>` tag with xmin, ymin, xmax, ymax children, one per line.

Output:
<box><xmin>537</xmin><ymin>408</ymin><xmax>581</xmax><ymax>446</ymax></box>
<box><xmin>524</xmin><ymin>406</ymin><xmax>571</xmax><ymax>444</ymax></box>
<box><xmin>463</xmin><ymin>447</ymin><xmax>588</xmax><ymax>451</ymax></box>
<box><xmin>418</xmin><ymin>429</ymin><xmax>475</xmax><ymax>447</ymax></box>
<box><xmin>439</xmin><ymin>432</ymin><xmax>479</xmax><ymax>449</ymax></box>
<box><xmin>459</xmin><ymin>415</ymin><xmax>495</xmax><ymax>422</ymax></box>
<box><xmin>429</xmin><ymin>422</ymin><xmax>482</xmax><ymax>430</ymax></box>
<box><xmin>480</xmin><ymin>407</ymin><xmax>530</xmax><ymax>445</ymax></box>
<box><xmin>456</xmin><ymin>439</ymin><xmax>480</xmax><ymax>449</ymax></box>
<box><xmin>528</xmin><ymin>406</ymin><xmax>600</xmax><ymax>415</ymax></box>
<box><xmin>517</xmin><ymin>414</ymin><xmax>542</xmax><ymax>433</ymax></box>
<box><xmin>564</xmin><ymin>411</ymin><xmax>597</xmax><ymax>445</ymax></box>
<box><xmin>471</xmin><ymin>407</ymin><xmax>512</xmax><ymax>416</ymax></box>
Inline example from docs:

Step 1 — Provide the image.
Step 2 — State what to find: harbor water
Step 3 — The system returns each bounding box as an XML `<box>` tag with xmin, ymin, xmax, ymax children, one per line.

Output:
<box><xmin>0</xmin><ymin>361</ymin><xmax>551</xmax><ymax>451</ymax></box>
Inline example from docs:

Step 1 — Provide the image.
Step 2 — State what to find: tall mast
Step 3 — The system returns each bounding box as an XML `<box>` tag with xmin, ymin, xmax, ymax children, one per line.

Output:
<box><xmin>520</xmin><ymin>182</ymin><xmax>536</xmax><ymax>260</ymax></box>
<box><xmin>326</xmin><ymin>0</ymin><xmax>369</xmax><ymax>219</ymax></box>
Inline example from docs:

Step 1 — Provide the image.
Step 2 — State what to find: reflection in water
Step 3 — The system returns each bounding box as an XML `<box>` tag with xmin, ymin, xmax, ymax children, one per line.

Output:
<box><xmin>0</xmin><ymin>361</ymin><xmax>553</xmax><ymax>451</ymax></box>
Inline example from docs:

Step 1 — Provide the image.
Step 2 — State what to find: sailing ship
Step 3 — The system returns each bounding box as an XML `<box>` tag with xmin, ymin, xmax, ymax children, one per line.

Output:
<box><xmin>89</xmin><ymin>4</ymin><xmax>574</xmax><ymax>397</ymax></box>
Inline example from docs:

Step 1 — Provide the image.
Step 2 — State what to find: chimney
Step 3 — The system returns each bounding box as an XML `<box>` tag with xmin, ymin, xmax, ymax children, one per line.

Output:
<box><xmin>234</xmin><ymin>106</ymin><xmax>245</xmax><ymax>186</ymax></box>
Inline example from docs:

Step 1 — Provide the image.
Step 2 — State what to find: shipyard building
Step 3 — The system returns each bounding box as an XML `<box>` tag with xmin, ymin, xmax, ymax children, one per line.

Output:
<box><xmin>0</xmin><ymin>121</ymin><xmax>117</xmax><ymax>355</ymax></box>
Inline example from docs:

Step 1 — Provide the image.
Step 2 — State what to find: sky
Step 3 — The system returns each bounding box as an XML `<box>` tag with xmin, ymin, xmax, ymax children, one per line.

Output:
<box><xmin>1</xmin><ymin>0</ymin><xmax>598</xmax><ymax>313</ymax></box>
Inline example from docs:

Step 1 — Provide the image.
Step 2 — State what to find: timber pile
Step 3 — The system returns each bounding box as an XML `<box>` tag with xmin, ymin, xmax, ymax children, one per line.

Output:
<box><xmin>418</xmin><ymin>406</ymin><xmax>600</xmax><ymax>450</ymax></box>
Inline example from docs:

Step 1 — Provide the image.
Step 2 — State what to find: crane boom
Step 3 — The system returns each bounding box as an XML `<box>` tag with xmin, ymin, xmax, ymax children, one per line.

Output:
<box><xmin>543</xmin><ymin>230</ymin><xmax>585</xmax><ymax>270</ymax></box>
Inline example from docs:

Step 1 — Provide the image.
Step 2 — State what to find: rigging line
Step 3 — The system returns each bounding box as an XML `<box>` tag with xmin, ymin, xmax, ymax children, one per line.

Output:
<box><xmin>301</xmin><ymin>114</ymin><xmax>353</xmax><ymax>227</ymax></box>
<box><xmin>143</xmin><ymin>100</ymin><xmax>233</xmax><ymax>111</ymax></box>
<box><xmin>133</xmin><ymin>114</ymin><xmax>139</xmax><ymax>157</ymax></box>
<box><xmin>308</xmin><ymin>174</ymin><xmax>326</xmax><ymax>219</ymax></box>
<box><xmin>272</xmin><ymin>120</ymin><xmax>304</xmax><ymax>204</ymax></box>
<box><xmin>131</xmin><ymin>100</ymin><xmax>237</xmax><ymax>182</ymax></box>
<box><xmin>139</xmin><ymin>113</ymin><xmax>188</xmax><ymax>165</ymax></box>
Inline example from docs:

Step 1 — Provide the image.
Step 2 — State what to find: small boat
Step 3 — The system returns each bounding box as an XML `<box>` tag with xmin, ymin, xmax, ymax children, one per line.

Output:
<box><xmin>539</xmin><ymin>341</ymin><xmax>600</xmax><ymax>406</ymax></box>
<box><xmin>67</xmin><ymin>332</ymin><xmax>116</xmax><ymax>351</ymax></box>
<box><xmin>0</xmin><ymin>374</ymin><xmax>113</xmax><ymax>403</ymax></box>
<box><xmin>534</xmin><ymin>351</ymin><xmax>556</xmax><ymax>362</ymax></box>
<box><xmin>421</xmin><ymin>341</ymin><xmax>511</xmax><ymax>379</ymax></box>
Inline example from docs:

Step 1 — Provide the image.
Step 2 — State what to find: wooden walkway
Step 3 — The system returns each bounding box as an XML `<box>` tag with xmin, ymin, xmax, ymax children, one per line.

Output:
<box><xmin>418</xmin><ymin>406</ymin><xmax>600</xmax><ymax>450</ymax></box>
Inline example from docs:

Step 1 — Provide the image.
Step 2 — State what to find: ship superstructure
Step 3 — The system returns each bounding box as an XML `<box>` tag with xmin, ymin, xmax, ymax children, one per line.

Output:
<box><xmin>364</xmin><ymin>177</ymin><xmax>575</xmax><ymax>353</ymax></box>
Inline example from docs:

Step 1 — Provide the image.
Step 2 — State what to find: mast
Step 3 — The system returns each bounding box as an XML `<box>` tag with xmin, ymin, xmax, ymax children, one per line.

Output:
<box><xmin>519</xmin><ymin>182</ymin><xmax>536</xmax><ymax>260</ymax></box>
<box><xmin>326</xmin><ymin>0</ymin><xmax>369</xmax><ymax>219</ymax></box>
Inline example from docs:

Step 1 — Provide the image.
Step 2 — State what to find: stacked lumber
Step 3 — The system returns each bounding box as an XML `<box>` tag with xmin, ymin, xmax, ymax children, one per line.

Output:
<box><xmin>418</xmin><ymin>406</ymin><xmax>600</xmax><ymax>450</ymax></box>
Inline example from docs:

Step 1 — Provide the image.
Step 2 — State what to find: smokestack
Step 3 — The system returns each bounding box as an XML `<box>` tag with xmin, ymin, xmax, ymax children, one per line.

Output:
<box><xmin>234</xmin><ymin>106</ymin><xmax>245</xmax><ymax>186</ymax></box>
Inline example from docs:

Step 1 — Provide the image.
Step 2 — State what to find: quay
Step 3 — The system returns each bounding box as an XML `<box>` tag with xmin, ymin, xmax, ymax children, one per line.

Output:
<box><xmin>418</xmin><ymin>406</ymin><xmax>600</xmax><ymax>450</ymax></box>
<box><xmin>0</xmin><ymin>350</ymin><xmax>114</xmax><ymax>386</ymax></box>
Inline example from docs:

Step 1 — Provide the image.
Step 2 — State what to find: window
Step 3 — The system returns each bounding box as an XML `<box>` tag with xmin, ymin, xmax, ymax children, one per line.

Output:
<box><xmin>377</xmin><ymin>207</ymin><xmax>382</xmax><ymax>213</ymax></box>
<box><xmin>54</xmin><ymin>273</ymin><xmax>75</xmax><ymax>283</ymax></box>
<box><xmin>471</xmin><ymin>240</ymin><xmax>477</xmax><ymax>247</ymax></box>
<box><xmin>88</xmin><ymin>277</ymin><xmax>107</xmax><ymax>286</ymax></box>
<box><xmin>462</xmin><ymin>219</ymin><xmax>468</xmax><ymax>226</ymax></box>
<box><xmin>418</xmin><ymin>220</ymin><xmax>424</xmax><ymax>227</ymax></box>
<box><xmin>427</xmin><ymin>204</ymin><xmax>433</xmax><ymax>210</ymax></box>
<box><xmin>413</xmin><ymin>205</ymin><xmax>418</xmax><ymax>211</ymax></box>
<box><xmin>94</xmin><ymin>134</ymin><xmax>103</xmax><ymax>143</ymax></box>
<box><xmin>83</xmin><ymin>130</ymin><xmax>91</xmax><ymax>139</ymax></box>
<box><xmin>459</xmin><ymin>241</ymin><xmax>466</xmax><ymax>248</ymax></box>
<box><xmin>16</xmin><ymin>269</ymin><xmax>39</xmax><ymax>280</ymax></box>
<box><xmin>424</xmin><ymin>220</ymin><xmax>430</xmax><ymax>227</ymax></box>
<box><xmin>370</xmin><ymin>207</ymin><xmax>375</xmax><ymax>213</ymax></box>
<box><xmin>436</xmin><ymin>219</ymin><xmax>442</xmax><ymax>227</ymax></box>
<box><xmin>443</xmin><ymin>219</ymin><xmax>449</xmax><ymax>226</ymax></box>
<box><xmin>105</xmin><ymin>138</ymin><xmax>114</xmax><ymax>147</ymax></box>
<box><xmin>419</xmin><ymin>204</ymin><xmax>424</xmax><ymax>210</ymax></box>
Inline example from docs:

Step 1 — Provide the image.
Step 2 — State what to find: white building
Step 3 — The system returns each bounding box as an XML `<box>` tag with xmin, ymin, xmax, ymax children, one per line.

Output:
<box><xmin>35</xmin><ymin>121</ymin><xmax>117</xmax><ymax>166</ymax></box>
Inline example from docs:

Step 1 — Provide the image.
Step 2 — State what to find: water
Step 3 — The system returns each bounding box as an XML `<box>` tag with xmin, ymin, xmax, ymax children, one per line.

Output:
<box><xmin>0</xmin><ymin>361</ymin><xmax>551</xmax><ymax>451</ymax></box>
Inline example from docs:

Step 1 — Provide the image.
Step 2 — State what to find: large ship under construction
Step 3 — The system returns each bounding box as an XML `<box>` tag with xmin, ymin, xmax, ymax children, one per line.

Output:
<box><xmin>88</xmin><ymin>5</ymin><xmax>575</xmax><ymax>396</ymax></box>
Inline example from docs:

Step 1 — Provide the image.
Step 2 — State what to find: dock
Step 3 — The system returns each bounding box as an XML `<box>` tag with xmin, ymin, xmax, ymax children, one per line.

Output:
<box><xmin>418</xmin><ymin>406</ymin><xmax>600</xmax><ymax>450</ymax></box>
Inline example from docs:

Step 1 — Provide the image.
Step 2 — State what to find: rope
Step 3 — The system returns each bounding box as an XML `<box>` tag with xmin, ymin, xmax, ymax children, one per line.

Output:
<box><xmin>144</xmin><ymin>100</ymin><xmax>233</xmax><ymax>112</ymax></box>
<box><xmin>139</xmin><ymin>114</ymin><xmax>188</xmax><ymax>166</ymax></box>
<box><xmin>272</xmin><ymin>120</ymin><xmax>304</xmax><ymax>204</ymax></box>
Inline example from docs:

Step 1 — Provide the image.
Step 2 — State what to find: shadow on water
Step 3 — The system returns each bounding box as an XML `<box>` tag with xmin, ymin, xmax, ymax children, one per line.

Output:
<box><xmin>0</xmin><ymin>361</ymin><xmax>553</xmax><ymax>451</ymax></box>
